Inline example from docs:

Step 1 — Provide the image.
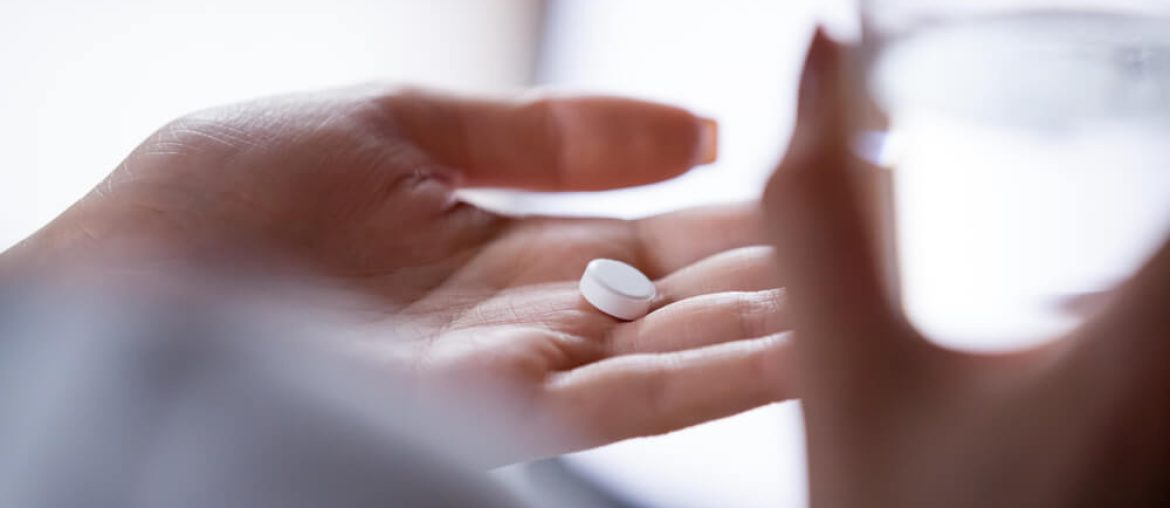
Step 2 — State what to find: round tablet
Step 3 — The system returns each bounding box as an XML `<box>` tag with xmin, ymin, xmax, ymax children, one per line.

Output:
<box><xmin>579</xmin><ymin>258</ymin><xmax>657</xmax><ymax>321</ymax></box>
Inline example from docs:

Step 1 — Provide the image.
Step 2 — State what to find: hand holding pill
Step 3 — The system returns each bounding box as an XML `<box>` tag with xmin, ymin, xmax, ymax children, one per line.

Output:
<box><xmin>13</xmin><ymin>85</ymin><xmax>793</xmax><ymax>464</ymax></box>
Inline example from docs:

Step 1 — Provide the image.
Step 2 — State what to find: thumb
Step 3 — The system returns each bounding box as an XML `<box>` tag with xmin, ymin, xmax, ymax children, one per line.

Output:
<box><xmin>764</xmin><ymin>30</ymin><xmax>925</xmax><ymax>388</ymax></box>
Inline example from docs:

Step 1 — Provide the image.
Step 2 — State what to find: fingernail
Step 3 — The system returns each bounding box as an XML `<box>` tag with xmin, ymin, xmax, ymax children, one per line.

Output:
<box><xmin>695</xmin><ymin>116</ymin><xmax>719</xmax><ymax>165</ymax></box>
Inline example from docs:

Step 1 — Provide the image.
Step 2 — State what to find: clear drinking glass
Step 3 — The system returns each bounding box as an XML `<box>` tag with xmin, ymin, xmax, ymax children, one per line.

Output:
<box><xmin>858</xmin><ymin>0</ymin><xmax>1170</xmax><ymax>350</ymax></box>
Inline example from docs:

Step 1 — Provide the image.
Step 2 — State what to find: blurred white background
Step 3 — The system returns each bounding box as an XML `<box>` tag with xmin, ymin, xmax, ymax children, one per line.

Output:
<box><xmin>0</xmin><ymin>0</ymin><xmax>543</xmax><ymax>250</ymax></box>
<box><xmin>1</xmin><ymin>1</ymin><xmax>850</xmax><ymax>507</ymax></box>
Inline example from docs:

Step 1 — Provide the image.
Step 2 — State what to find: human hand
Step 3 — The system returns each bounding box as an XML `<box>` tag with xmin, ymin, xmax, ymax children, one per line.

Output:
<box><xmin>7</xmin><ymin>86</ymin><xmax>794</xmax><ymax>463</ymax></box>
<box><xmin>765</xmin><ymin>31</ymin><xmax>1170</xmax><ymax>507</ymax></box>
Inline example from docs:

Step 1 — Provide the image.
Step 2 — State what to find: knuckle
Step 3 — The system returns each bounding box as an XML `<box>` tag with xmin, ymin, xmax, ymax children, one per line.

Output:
<box><xmin>731</xmin><ymin>289</ymin><xmax>786</xmax><ymax>338</ymax></box>
<box><xmin>358</xmin><ymin>84</ymin><xmax>448</xmax><ymax>130</ymax></box>
<box><xmin>733</xmin><ymin>293</ymin><xmax>770</xmax><ymax>338</ymax></box>
<box><xmin>749</xmin><ymin>334</ymin><xmax>793</xmax><ymax>397</ymax></box>
<box><xmin>352</xmin><ymin>84</ymin><xmax>414</xmax><ymax>124</ymax></box>
<box><xmin>148</xmin><ymin>108</ymin><xmax>257</xmax><ymax>155</ymax></box>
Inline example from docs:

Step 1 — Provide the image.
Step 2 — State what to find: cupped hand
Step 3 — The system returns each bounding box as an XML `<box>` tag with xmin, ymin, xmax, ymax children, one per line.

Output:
<box><xmin>9</xmin><ymin>86</ymin><xmax>794</xmax><ymax>463</ymax></box>
<box><xmin>766</xmin><ymin>31</ymin><xmax>1170</xmax><ymax>507</ymax></box>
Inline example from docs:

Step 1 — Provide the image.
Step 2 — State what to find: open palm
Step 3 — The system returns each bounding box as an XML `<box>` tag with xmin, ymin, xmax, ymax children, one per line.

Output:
<box><xmin>15</xmin><ymin>86</ymin><xmax>794</xmax><ymax>463</ymax></box>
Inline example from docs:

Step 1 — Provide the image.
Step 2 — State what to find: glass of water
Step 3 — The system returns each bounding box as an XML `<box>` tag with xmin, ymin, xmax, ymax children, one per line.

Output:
<box><xmin>858</xmin><ymin>0</ymin><xmax>1170</xmax><ymax>350</ymax></box>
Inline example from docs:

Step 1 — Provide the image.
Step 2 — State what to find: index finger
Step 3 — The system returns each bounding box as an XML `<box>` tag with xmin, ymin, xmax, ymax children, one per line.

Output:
<box><xmin>380</xmin><ymin>89</ymin><xmax>718</xmax><ymax>191</ymax></box>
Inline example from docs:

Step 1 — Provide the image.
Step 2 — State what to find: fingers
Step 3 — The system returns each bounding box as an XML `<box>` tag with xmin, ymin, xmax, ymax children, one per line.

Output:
<box><xmin>447</xmin><ymin>202</ymin><xmax>766</xmax><ymax>291</ymax></box>
<box><xmin>545</xmin><ymin>334</ymin><xmax>793</xmax><ymax>448</ymax></box>
<box><xmin>764</xmin><ymin>30</ymin><xmax>924</xmax><ymax>382</ymax></box>
<box><xmin>602</xmin><ymin>245</ymin><xmax>784</xmax><ymax>354</ymax></box>
<box><xmin>379</xmin><ymin>88</ymin><xmax>717</xmax><ymax>191</ymax></box>
<box><xmin>636</xmin><ymin>202</ymin><xmax>767</xmax><ymax>278</ymax></box>
<box><xmin>609</xmin><ymin>289</ymin><xmax>788</xmax><ymax>354</ymax></box>
<box><xmin>653</xmin><ymin>245</ymin><xmax>778</xmax><ymax>305</ymax></box>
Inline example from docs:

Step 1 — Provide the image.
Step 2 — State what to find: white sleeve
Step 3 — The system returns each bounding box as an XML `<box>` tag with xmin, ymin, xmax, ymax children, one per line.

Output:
<box><xmin>0</xmin><ymin>284</ymin><xmax>531</xmax><ymax>508</ymax></box>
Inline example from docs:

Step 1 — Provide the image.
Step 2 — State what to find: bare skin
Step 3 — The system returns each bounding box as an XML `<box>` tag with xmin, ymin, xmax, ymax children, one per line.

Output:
<box><xmin>2</xmin><ymin>86</ymin><xmax>794</xmax><ymax>464</ymax></box>
<box><xmin>765</xmin><ymin>31</ymin><xmax>1170</xmax><ymax>507</ymax></box>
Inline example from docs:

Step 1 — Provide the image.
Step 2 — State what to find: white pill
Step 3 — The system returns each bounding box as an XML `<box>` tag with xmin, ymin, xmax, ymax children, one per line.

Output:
<box><xmin>579</xmin><ymin>258</ymin><xmax>657</xmax><ymax>321</ymax></box>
